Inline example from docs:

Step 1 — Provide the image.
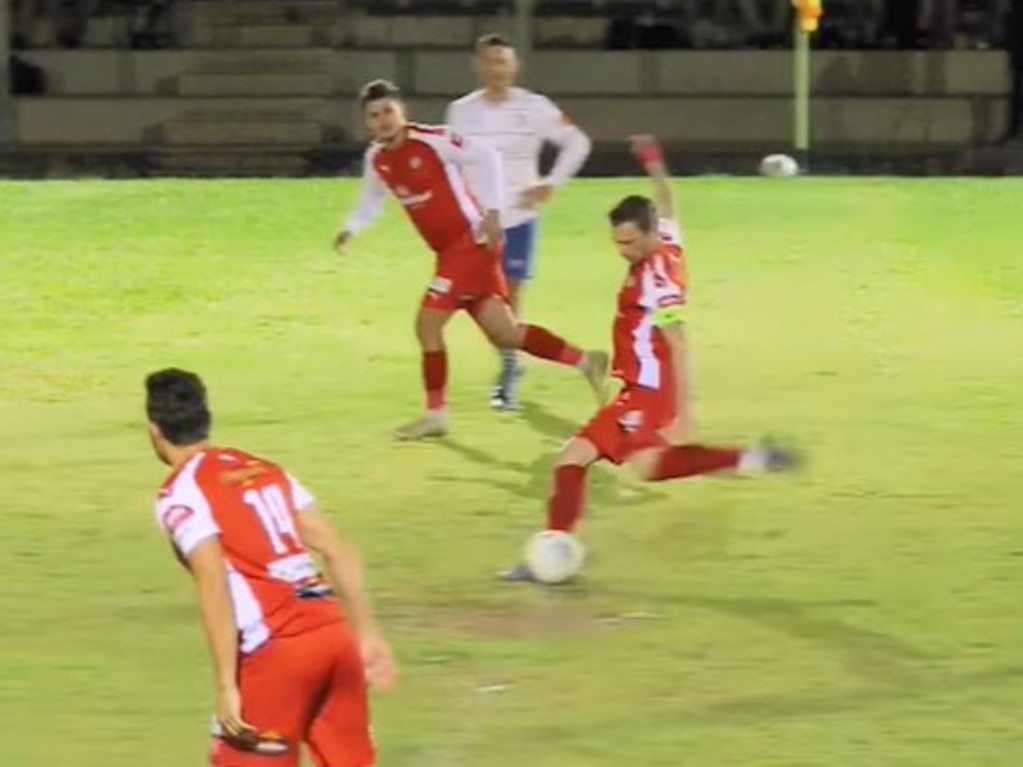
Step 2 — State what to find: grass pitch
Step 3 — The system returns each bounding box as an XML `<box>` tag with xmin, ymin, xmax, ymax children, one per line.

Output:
<box><xmin>1</xmin><ymin>177</ymin><xmax>1022</xmax><ymax>767</ymax></box>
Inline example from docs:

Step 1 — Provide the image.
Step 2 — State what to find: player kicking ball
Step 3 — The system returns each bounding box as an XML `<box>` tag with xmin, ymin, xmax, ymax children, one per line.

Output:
<box><xmin>336</xmin><ymin>79</ymin><xmax>608</xmax><ymax>440</ymax></box>
<box><xmin>501</xmin><ymin>136</ymin><xmax>800</xmax><ymax>582</ymax></box>
<box><xmin>145</xmin><ymin>368</ymin><xmax>396</xmax><ymax>766</ymax></box>
<box><xmin>446</xmin><ymin>34</ymin><xmax>593</xmax><ymax>411</ymax></box>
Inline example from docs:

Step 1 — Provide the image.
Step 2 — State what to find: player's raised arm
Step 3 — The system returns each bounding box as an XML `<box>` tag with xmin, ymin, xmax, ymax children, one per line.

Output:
<box><xmin>296</xmin><ymin>505</ymin><xmax>398</xmax><ymax>691</ymax></box>
<box><xmin>630</xmin><ymin>135</ymin><xmax>675</xmax><ymax>222</ymax></box>
<box><xmin>335</xmin><ymin>151</ymin><xmax>388</xmax><ymax>253</ymax></box>
<box><xmin>537</xmin><ymin>97</ymin><xmax>592</xmax><ymax>193</ymax></box>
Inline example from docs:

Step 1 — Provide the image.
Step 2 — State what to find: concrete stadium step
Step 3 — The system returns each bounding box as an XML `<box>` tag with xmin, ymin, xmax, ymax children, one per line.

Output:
<box><xmin>161</xmin><ymin>117</ymin><xmax>324</xmax><ymax>146</ymax></box>
<box><xmin>233</xmin><ymin>24</ymin><xmax>317</xmax><ymax>48</ymax></box>
<box><xmin>151</xmin><ymin>149</ymin><xmax>311</xmax><ymax>177</ymax></box>
<box><xmin>196</xmin><ymin>0</ymin><xmax>337</xmax><ymax>27</ymax></box>
<box><xmin>177</xmin><ymin>72</ymin><xmax>333</xmax><ymax>97</ymax></box>
<box><xmin>192</xmin><ymin>51</ymin><xmax>332</xmax><ymax>74</ymax></box>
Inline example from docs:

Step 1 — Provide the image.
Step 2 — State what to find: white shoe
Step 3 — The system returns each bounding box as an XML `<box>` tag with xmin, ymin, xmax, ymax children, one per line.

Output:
<box><xmin>394</xmin><ymin>411</ymin><xmax>448</xmax><ymax>441</ymax></box>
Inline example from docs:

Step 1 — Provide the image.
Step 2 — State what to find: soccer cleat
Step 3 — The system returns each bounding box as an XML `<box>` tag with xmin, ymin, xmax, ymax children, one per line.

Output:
<box><xmin>489</xmin><ymin>383</ymin><xmax>506</xmax><ymax>410</ymax></box>
<box><xmin>394</xmin><ymin>411</ymin><xmax>448</xmax><ymax>441</ymax></box>
<box><xmin>496</xmin><ymin>563</ymin><xmax>538</xmax><ymax>583</ymax></box>
<box><xmin>759</xmin><ymin>437</ymin><xmax>804</xmax><ymax>473</ymax></box>
<box><xmin>580</xmin><ymin>350</ymin><xmax>610</xmax><ymax>404</ymax></box>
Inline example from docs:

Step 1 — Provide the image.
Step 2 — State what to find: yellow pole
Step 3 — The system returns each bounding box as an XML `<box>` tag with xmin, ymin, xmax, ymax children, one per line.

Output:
<box><xmin>792</xmin><ymin>0</ymin><xmax>822</xmax><ymax>170</ymax></box>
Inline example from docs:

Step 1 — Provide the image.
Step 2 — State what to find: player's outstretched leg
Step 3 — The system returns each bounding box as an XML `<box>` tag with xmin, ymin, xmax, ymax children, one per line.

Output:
<box><xmin>499</xmin><ymin>437</ymin><xmax>599</xmax><ymax>582</ymax></box>
<box><xmin>395</xmin><ymin>307</ymin><xmax>454</xmax><ymax>441</ymax></box>
<box><xmin>627</xmin><ymin>436</ymin><xmax>802</xmax><ymax>482</ymax></box>
<box><xmin>473</xmin><ymin>297</ymin><xmax>609</xmax><ymax>405</ymax></box>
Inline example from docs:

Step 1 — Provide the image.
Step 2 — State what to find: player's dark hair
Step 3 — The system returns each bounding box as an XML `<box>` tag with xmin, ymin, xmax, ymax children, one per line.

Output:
<box><xmin>358</xmin><ymin>78</ymin><xmax>402</xmax><ymax>106</ymax></box>
<box><xmin>609</xmin><ymin>195</ymin><xmax>658</xmax><ymax>233</ymax></box>
<box><xmin>475</xmin><ymin>33</ymin><xmax>513</xmax><ymax>52</ymax></box>
<box><xmin>145</xmin><ymin>368</ymin><xmax>211</xmax><ymax>446</ymax></box>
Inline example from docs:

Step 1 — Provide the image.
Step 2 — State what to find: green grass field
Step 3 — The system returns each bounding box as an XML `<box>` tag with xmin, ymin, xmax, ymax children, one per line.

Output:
<box><xmin>2</xmin><ymin>177</ymin><xmax>1022</xmax><ymax>767</ymax></box>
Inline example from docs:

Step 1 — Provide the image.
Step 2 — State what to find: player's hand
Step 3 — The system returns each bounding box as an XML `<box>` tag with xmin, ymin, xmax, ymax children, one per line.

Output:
<box><xmin>630</xmin><ymin>134</ymin><xmax>664</xmax><ymax>169</ymax></box>
<box><xmin>215</xmin><ymin>683</ymin><xmax>255</xmax><ymax>742</ymax></box>
<box><xmin>333</xmin><ymin>230</ymin><xmax>352</xmax><ymax>255</ymax></box>
<box><xmin>476</xmin><ymin>211</ymin><xmax>503</xmax><ymax>250</ymax></box>
<box><xmin>520</xmin><ymin>184</ymin><xmax>553</xmax><ymax>208</ymax></box>
<box><xmin>360</xmin><ymin>630</ymin><xmax>398</xmax><ymax>692</ymax></box>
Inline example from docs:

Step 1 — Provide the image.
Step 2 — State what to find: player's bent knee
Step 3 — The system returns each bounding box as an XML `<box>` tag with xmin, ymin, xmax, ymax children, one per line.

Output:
<box><xmin>556</xmin><ymin>437</ymin><xmax>599</xmax><ymax>468</ymax></box>
<box><xmin>627</xmin><ymin>448</ymin><xmax>660</xmax><ymax>481</ymax></box>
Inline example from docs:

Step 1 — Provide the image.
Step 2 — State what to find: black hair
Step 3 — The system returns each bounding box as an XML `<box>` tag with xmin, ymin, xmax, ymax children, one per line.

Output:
<box><xmin>358</xmin><ymin>78</ymin><xmax>402</xmax><ymax>106</ymax></box>
<box><xmin>475</xmin><ymin>33</ymin><xmax>513</xmax><ymax>52</ymax></box>
<box><xmin>608</xmin><ymin>195</ymin><xmax>657</xmax><ymax>233</ymax></box>
<box><xmin>145</xmin><ymin>368</ymin><xmax>211</xmax><ymax>446</ymax></box>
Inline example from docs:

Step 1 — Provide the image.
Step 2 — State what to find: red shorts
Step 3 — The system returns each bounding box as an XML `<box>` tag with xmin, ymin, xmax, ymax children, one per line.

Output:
<box><xmin>420</xmin><ymin>237</ymin><xmax>508</xmax><ymax>313</ymax></box>
<box><xmin>210</xmin><ymin>621</ymin><xmax>373</xmax><ymax>767</ymax></box>
<box><xmin>577</xmin><ymin>385</ymin><xmax>674</xmax><ymax>465</ymax></box>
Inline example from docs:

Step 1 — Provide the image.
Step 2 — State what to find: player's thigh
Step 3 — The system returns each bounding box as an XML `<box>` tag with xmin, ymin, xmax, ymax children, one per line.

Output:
<box><xmin>556</xmin><ymin>434</ymin><xmax>601</xmax><ymax>467</ymax></box>
<box><xmin>471</xmin><ymin>295</ymin><xmax>522</xmax><ymax>348</ymax></box>
<box><xmin>575</xmin><ymin>405</ymin><xmax>629</xmax><ymax>466</ymax></box>
<box><xmin>306</xmin><ymin>625</ymin><xmax>374</xmax><ymax>767</ymax></box>
<box><xmin>210</xmin><ymin>638</ymin><xmax>325</xmax><ymax>767</ymax></box>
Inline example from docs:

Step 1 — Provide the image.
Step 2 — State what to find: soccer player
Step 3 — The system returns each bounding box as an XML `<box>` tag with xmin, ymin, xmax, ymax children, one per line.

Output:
<box><xmin>446</xmin><ymin>34</ymin><xmax>592</xmax><ymax>411</ymax></box>
<box><xmin>501</xmin><ymin>137</ymin><xmax>800</xmax><ymax>582</ymax></box>
<box><xmin>335</xmin><ymin>79</ymin><xmax>607</xmax><ymax>441</ymax></box>
<box><xmin>146</xmin><ymin>368</ymin><xmax>396</xmax><ymax>766</ymax></box>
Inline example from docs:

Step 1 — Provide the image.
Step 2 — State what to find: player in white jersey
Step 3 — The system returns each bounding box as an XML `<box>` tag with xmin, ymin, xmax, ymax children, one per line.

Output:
<box><xmin>446</xmin><ymin>34</ymin><xmax>592</xmax><ymax>411</ymax></box>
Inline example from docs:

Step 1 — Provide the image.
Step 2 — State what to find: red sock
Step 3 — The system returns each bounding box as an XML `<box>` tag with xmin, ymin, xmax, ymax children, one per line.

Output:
<box><xmin>650</xmin><ymin>445</ymin><xmax>742</xmax><ymax>481</ymax></box>
<box><xmin>521</xmin><ymin>324</ymin><xmax>584</xmax><ymax>367</ymax></box>
<box><xmin>423</xmin><ymin>350</ymin><xmax>447</xmax><ymax>411</ymax></box>
<box><xmin>546</xmin><ymin>465</ymin><xmax>587</xmax><ymax>532</ymax></box>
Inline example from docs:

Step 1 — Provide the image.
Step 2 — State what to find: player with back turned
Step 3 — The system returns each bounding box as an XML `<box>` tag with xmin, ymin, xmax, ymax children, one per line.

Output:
<box><xmin>335</xmin><ymin>79</ymin><xmax>607</xmax><ymax>441</ymax></box>
<box><xmin>501</xmin><ymin>137</ymin><xmax>801</xmax><ymax>582</ymax></box>
<box><xmin>146</xmin><ymin>368</ymin><xmax>396</xmax><ymax>766</ymax></box>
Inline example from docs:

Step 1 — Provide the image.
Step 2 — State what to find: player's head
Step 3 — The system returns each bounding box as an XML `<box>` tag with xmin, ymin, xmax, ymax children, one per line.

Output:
<box><xmin>474</xmin><ymin>34</ymin><xmax>518</xmax><ymax>93</ymax></box>
<box><xmin>608</xmin><ymin>195</ymin><xmax>660</xmax><ymax>263</ymax></box>
<box><xmin>145</xmin><ymin>368</ymin><xmax>212</xmax><ymax>466</ymax></box>
<box><xmin>359</xmin><ymin>78</ymin><xmax>406</xmax><ymax>144</ymax></box>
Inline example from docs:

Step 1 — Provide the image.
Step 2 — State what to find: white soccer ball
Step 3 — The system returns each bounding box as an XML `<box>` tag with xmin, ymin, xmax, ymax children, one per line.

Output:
<box><xmin>524</xmin><ymin>530</ymin><xmax>586</xmax><ymax>584</ymax></box>
<box><xmin>759</xmin><ymin>153</ymin><xmax>800</xmax><ymax>178</ymax></box>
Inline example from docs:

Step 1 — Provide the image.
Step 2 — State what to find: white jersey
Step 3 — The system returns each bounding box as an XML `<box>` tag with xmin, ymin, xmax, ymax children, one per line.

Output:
<box><xmin>446</xmin><ymin>87</ymin><xmax>592</xmax><ymax>229</ymax></box>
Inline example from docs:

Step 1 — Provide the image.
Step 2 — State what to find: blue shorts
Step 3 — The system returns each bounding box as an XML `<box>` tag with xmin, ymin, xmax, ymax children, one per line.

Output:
<box><xmin>502</xmin><ymin>219</ymin><xmax>538</xmax><ymax>282</ymax></box>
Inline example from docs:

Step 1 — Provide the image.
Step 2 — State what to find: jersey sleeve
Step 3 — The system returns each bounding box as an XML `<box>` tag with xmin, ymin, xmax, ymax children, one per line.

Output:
<box><xmin>285</xmin><ymin>472</ymin><xmax>316</xmax><ymax>512</ymax></box>
<box><xmin>646</xmin><ymin>250</ymin><xmax>686</xmax><ymax>327</ymax></box>
<box><xmin>154</xmin><ymin>482</ymin><xmax>219</xmax><ymax>559</ymax></box>
<box><xmin>343</xmin><ymin>148</ymin><xmax>389</xmax><ymax>235</ymax></box>
<box><xmin>431</xmin><ymin>126</ymin><xmax>504</xmax><ymax>212</ymax></box>
<box><xmin>657</xmin><ymin>217</ymin><xmax>683</xmax><ymax>253</ymax></box>
<box><xmin>535</xmin><ymin>96</ymin><xmax>592</xmax><ymax>187</ymax></box>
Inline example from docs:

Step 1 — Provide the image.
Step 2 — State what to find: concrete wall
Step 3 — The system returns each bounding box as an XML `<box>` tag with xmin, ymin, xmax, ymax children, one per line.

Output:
<box><xmin>22</xmin><ymin>50</ymin><xmax>1011</xmax><ymax>97</ymax></box>
<box><xmin>13</xmin><ymin>50</ymin><xmax>1012</xmax><ymax>147</ymax></box>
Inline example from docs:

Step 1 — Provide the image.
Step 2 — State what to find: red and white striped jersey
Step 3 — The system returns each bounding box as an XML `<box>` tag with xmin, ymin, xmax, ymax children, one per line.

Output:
<box><xmin>345</xmin><ymin>123</ymin><xmax>504</xmax><ymax>254</ymax></box>
<box><xmin>611</xmin><ymin>218</ymin><xmax>687</xmax><ymax>391</ymax></box>
<box><xmin>154</xmin><ymin>448</ymin><xmax>342</xmax><ymax>655</ymax></box>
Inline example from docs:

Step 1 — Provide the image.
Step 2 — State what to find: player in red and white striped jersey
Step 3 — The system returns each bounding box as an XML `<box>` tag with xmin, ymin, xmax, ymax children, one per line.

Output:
<box><xmin>502</xmin><ymin>137</ymin><xmax>800</xmax><ymax>582</ymax></box>
<box><xmin>147</xmin><ymin>368</ymin><xmax>395</xmax><ymax>766</ymax></box>
<box><xmin>335</xmin><ymin>79</ymin><xmax>608</xmax><ymax>441</ymax></box>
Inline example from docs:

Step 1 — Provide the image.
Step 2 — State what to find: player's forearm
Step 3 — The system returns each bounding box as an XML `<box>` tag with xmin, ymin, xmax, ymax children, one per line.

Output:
<box><xmin>646</xmin><ymin>162</ymin><xmax>676</xmax><ymax>222</ymax></box>
<box><xmin>667</xmin><ymin>335</ymin><xmax>691</xmax><ymax>429</ymax></box>
<box><xmin>545</xmin><ymin>128</ymin><xmax>592</xmax><ymax>187</ymax></box>
<box><xmin>322</xmin><ymin>544</ymin><xmax>377</xmax><ymax>637</ymax></box>
<box><xmin>463</xmin><ymin>141</ymin><xmax>504</xmax><ymax>213</ymax></box>
<box><xmin>194</xmin><ymin>572</ymin><xmax>240</xmax><ymax>691</ymax></box>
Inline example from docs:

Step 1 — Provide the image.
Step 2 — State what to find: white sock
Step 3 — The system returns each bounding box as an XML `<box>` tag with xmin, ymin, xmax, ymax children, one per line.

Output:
<box><xmin>737</xmin><ymin>447</ymin><xmax>768</xmax><ymax>473</ymax></box>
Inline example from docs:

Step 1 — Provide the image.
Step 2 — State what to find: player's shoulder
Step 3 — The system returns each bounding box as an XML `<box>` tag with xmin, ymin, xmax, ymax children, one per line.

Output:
<box><xmin>448</xmin><ymin>89</ymin><xmax>486</xmax><ymax>111</ymax></box>
<box><xmin>512</xmin><ymin>88</ymin><xmax>560</xmax><ymax>114</ymax></box>
<box><xmin>407</xmin><ymin>122</ymin><xmax>464</xmax><ymax>153</ymax></box>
